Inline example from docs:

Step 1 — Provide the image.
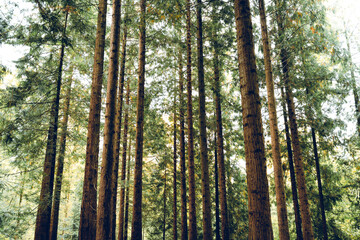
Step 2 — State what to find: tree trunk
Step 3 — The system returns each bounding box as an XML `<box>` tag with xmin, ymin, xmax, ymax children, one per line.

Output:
<box><xmin>178</xmin><ymin>49</ymin><xmax>188</xmax><ymax>240</ymax></box>
<box><xmin>212</xmin><ymin>14</ymin><xmax>229</xmax><ymax>240</ymax></box>
<box><xmin>119</xmin><ymin>78</ymin><xmax>130</xmax><ymax>240</ymax></box>
<box><xmin>111</xmin><ymin>9</ymin><xmax>128</xmax><ymax>240</ymax></box>
<box><xmin>49</xmin><ymin>72</ymin><xmax>73</xmax><ymax>240</ymax></box>
<box><xmin>196</xmin><ymin>1</ymin><xmax>213</xmax><ymax>238</ymax></box>
<box><xmin>345</xmin><ymin>29</ymin><xmax>360</xmax><ymax>136</ymax></box>
<box><xmin>233</xmin><ymin>0</ymin><xmax>273</xmax><ymax>239</ymax></box>
<box><xmin>281</xmin><ymin>87</ymin><xmax>303</xmax><ymax>240</ymax></box>
<box><xmin>34</xmin><ymin>10</ymin><xmax>68</xmax><ymax>240</ymax></box>
<box><xmin>163</xmin><ymin>166</ymin><xmax>167</xmax><ymax>240</ymax></box>
<box><xmin>258</xmin><ymin>1</ymin><xmax>290</xmax><ymax>239</ymax></box>
<box><xmin>173</xmin><ymin>78</ymin><xmax>178</xmax><ymax>240</ymax></box>
<box><xmin>131</xmin><ymin>0</ymin><xmax>146</xmax><ymax>238</ymax></box>
<box><xmin>96</xmin><ymin>0</ymin><xmax>122</xmax><ymax>238</ymax></box>
<box><xmin>186</xmin><ymin>0</ymin><xmax>197</xmax><ymax>238</ymax></box>
<box><xmin>276</xmin><ymin>1</ymin><xmax>314</xmax><ymax>238</ymax></box>
<box><xmin>214</xmin><ymin>135</ymin><xmax>221</xmax><ymax>240</ymax></box>
<box><xmin>79</xmin><ymin>0</ymin><xmax>107</xmax><ymax>238</ymax></box>
<box><xmin>124</xmin><ymin>136</ymin><xmax>132</xmax><ymax>240</ymax></box>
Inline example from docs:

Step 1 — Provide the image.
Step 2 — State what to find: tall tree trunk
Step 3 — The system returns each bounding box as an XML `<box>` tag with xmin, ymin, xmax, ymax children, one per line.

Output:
<box><xmin>49</xmin><ymin>73</ymin><xmax>73</xmax><ymax>240</ymax></box>
<box><xmin>214</xmin><ymin>135</ymin><xmax>221</xmax><ymax>240</ymax></box>
<box><xmin>345</xmin><ymin>29</ymin><xmax>360</xmax><ymax>136</ymax></box>
<box><xmin>233</xmin><ymin>0</ymin><xmax>273</xmax><ymax>239</ymax></box>
<box><xmin>111</xmin><ymin>8</ymin><xmax>128</xmax><ymax>240</ymax></box>
<box><xmin>131</xmin><ymin>0</ymin><xmax>146</xmax><ymax>238</ymax></box>
<box><xmin>96</xmin><ymin>0</ymin><xmax>122</xmax><ymax>238</ymax></box>
<box><xmin>212</xmin><ymin>14</ymin><xmax>229</xmax><ymax>240</ymax></box>
<box><xmin>186</xmin><ymin>0</ymin><xmax>197</xmax><ymax>238</ymax></box>
<box><xmin>276</xmin><ymin>1</ymin><xmax>314</xmax><ymax>238</ymax></box>
<box><xmin>163</xmin><ymin>166</ymin><xmax>167</xmax><ymax>240</ymax></box>
<box><xmin>119</xmin><ymin>78</ymin><xmax>130</xmax><ymax>240</ymax></box>
<box><xmin>34</xmin><ymin>10</ymin><xmax>68</xmax><ymax>240</ymax></box>
<box><xmin>281</xmin><ymin>87</ymin><xmax>303</xmax><ymax>240</ymax></box>
<box><xmin>258</xmin><ymin>1</ymin><xmax>290</xmax><ymax>239</ymax></box>
<box><xmin>124</xmin><ymin>136</ymin><xmax>132</xmax><ymax>240</ymax></box>
<box><xmin>79</xmin><ymin>0</ymin><xmax>107</xmax><ymax>238</ymax></box>
<box><xmin>196</xmin><ymin>1</ymin><xmax>213</xmax><ymax>238</ymax></box>
<box><xmin>178</xmin><ymin>49</ymin><xmax>188</xmax><ymax>240</ymax></box>
<box><xmin>173</xmin><ymin>78</ymin><xmax>178</xmax><ymax>240</ymax></box>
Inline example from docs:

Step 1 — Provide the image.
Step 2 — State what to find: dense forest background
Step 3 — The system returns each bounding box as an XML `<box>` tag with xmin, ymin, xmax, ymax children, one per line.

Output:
<box><xmin>0</xmin><ymin>0</ymin><xmax>359</xmax><ymax>239</ymax></box>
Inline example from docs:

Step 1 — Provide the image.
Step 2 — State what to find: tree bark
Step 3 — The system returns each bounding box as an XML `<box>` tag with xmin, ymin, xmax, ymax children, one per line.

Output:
<box><xmin>96</xmin><ymin>0</ymin><xmax>122</xmax><ymax>238</ymax></box>
<box><xmin>178</xmin><ymin>49</ymin><xmax>188</xmax><ymax>240</ymax></box>
<box><xmin>233</xmin><ymin>0</ymin><xmax>273</xmax><ymax>239</ymax></box>
<box><xmin>173</xmin><ymin>78</ymin><xmax>178</xmax><ymax>240</ymax></box>
<box><xmin>212</xmin><ymin>14</ymin><xmax>229</xmax><ymax>240</ymax></box>
<box><xmin>34</xmin><ymin>10</ymin><xmax>68</xmax><ymax>240</ymax></box>
<box><xmin>163</xmin><ymin>166</ymin><xmax>167</xmax><ymax>240</ymax></box>
<box><xmin>119</xmin><ymin>78</ymin><xmax>130</xmax><ymax>240</ymax></box>
<box><xmin>276</xmin><ymin>1</ymin><xmax>314</xmax><ymax>238</ymax></box>
<box><xmin>214</xmin><ymin>135</ymin><xmax>221</xmax><ymax>240</ymax></box>
<box><xmin>49</xmin><ymin>72</ymin><xmax>73</xmax><ymax>240</ymax></box>
<box><xmin>131</xmin><ymin>0</ymin><xmax>146</xmax><ymax>238</ymax></box>
<box><xmin>124</xmin><ymin>136</ymin><xmax>132</xmax><ymax>240</ymax></box>
<box><xmin>79</xmin><ymin>0</ymin><xmax>107</xmax><ymax>238</ymax></box>
<box><xmin>186</xmin><ymin>0</ymin><xmax>197</xmax><ymax>238</ymax></box>
<box><xmin>258</xmin><ymin>1</ymin><xmax>290</xmax><ymax>239</ymax></box>
<box><xmin>281</xmin><ymin>87</ymin><xmax>303</xmax><ymax>240</ymax></box>
<box><xmin>196</xmin><ymin>1</ymin><xmax>213</xmax><ymax>239</ymax></box>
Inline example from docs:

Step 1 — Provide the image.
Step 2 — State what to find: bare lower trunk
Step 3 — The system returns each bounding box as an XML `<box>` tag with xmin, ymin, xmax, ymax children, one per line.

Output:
<box><xmin>186</xmin><ymin>0</ymin><xmax>197</xmax><ymax>238</ymax></box>
<box><xmin>173</xmin><ymin>79</ymin><xmax>178</xmax><ymax>240</ymax></box>
<box><xmin>196</xmin><ymin>1</ymin><xmax>212</xmax><ymax>239</ymax></box>
<box><xmin>124</xmin><ymin>136</ymin><xmax>132</xmax><ymax>240</ymax></box>
<box><xmin>34</xmin><ymin>10</ymin><xmax>68</xmax><ymax>240</ymax></box>
<box><xmin>214</xmin><ymin>135</ymin><xmax>220</xmax><ymax>240</ymax></box>
<box><xmin>50</xmin><ymin>73</ymin><xmax>73</xmax><ymax>240</ymax></box>
<box><xmin>131</xmin><ymin>0</ymin><xmax>146</xmax><ymax>238</ymax></box>
<box><xmin>178</xmin><ymin>50</ymin><xmax>188</xmax><ymax>240</ymax></box>
<box><xmin>163</xmin><ymin>166</ymin><xmax>167</xmax><ymax>240</ymax></box>
<box><xmin>234</xmin><ymin>0</ymin><xmax>273</xmax><ymax>238</ymax></box>
<box><xmin>258</xmin><ymin>0</ymin><xmax>290</xmax><ymax>239</ymax></box>
<box><xmin>281</xmin><ymin>87</ymin><xmax>303</xmax><ymax>240</ymax></box>
<box><xmin>79</xmin><ymin>0</ymin><xmax>107</xmax><ymax>238</ymax></box>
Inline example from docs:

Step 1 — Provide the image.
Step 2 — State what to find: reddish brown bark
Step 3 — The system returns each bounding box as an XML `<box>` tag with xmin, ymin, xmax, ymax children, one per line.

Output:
<box><xmin>173</xmin><ymin>79</ymin><xmax>178</xmax><ymax>240</ymax></box>
<box><xmin>49</xmin><ymin>73</ymin><xmax>72</xmax><ymax>240</ymax></box>
<box><xmin>96</xmin><ymin>0</ymin><xmax>122</xmax><ymax>238</ymax></box>
<box><xmin>234</xmin><ymin>0</ymin><xmax>273</xmax><ymax>238</ymax></box>
<box><xmin>178</xmin><ymin>50</ymin><xmax>188</xmax><ymax>240</ymax></box>
<box><xmin>214</xmin><ymin>135</ymin><xmax>221</xmax><ymax>240</ymax></box>
<box><xmin>124</xmin><ymin>136</ymin><xmax>132</xmax><ymax>240</ymax></box>
<box><xmin>131</xmin><ymin>0</ymin><xmax>146</xmax><ymax>238</ymax></box>
<box><xmin>258</xmin><ymin>0</ymin><xmax>290</xmax><ymax>239</ymax></box>
<box><xmin>79</xmin><ymin>0</ymin><xmax>107</xmax><ymax>239</ymax></box>
<box><xmin>34</xmin><ymin>10</ymin><xmax>68</xmax><ymax>240</ymax></box>
<box><xmin>186</xmin><ymin>0</ymin><xmax>197</xmax><ymax>239</ymax></box>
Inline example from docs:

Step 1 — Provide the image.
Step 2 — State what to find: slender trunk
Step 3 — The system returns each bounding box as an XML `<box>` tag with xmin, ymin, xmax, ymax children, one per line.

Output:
<box><xmin>281</xmin><ymin>87</ymin><xmax>303</xmax><ymax>240</ymax></box>
<box><xmin>178</xmin><ymin>50</ymin><xmax>188</xmax><ymax>240</ymax></box>
<box><xmin>276</xmin><ymin>1</ymin><xmax>314</xmax><ymax>238</ymax></box>
<box><xmin>163</xmin><ymin>166</ymin><xmax>167</xmax><ymax>240</ymax></box>
<box><xmin>111</xmin><ymin>8</ymin><xmax>128</xmax><ymax>240</ymax></box>
<box><xmin>196</xmin><ymin>1</ymin><xmax>212</xmax><ymax>238</ymax></box>
<box><xmin>258</xmin><ymin>1</ymin><xmax>290</xmax><ymax>239</ymax></box>
<box><xmin>119</xmin><ymin>78</ymin><xmax>130</xmax><ymax>240</ymax></box>
<box><xmin>186</xmin><ymin>0</ymin><xmax>197</xmax><ymax>238</ymax></box>
<box><xmin>131</xmin><ymin>0</ymin><xmax>146</xmax><ymax>238</ymax></box>
<box><xmin>312</xmin><ymin>128</ymin><xmax>328</xmax><ymax>240</ymax></box>
<box><xmin>50</xmin><ymin>74</ymin><xmax>73</xmax><ymax>240</ymax></box>
<box><xmin>233</xmin><ymin>0</ymin><xmax>273</xmax><ymax>239</ymax></box>
<box><xmin>96</xmin><ymin>0</ymin><xmax>122</xmax><ymax>238</ymax></box>
<box><xmin>34</xmin><ymin>10</ymin><xmax>68</xmax><ymax>240</ymax></box>
<box><xmin>173</xmin><ymin>79</ymin><xmax>178</xmax><ymax>240</ymax></box>
<box><xmin>214</xmin><ymin>135</ymin><xmax>220</xmax><ymax>240</ymax></box>
<box><xmin>79</xmin><ymin>0</ymin><xmax>107</xmax><ymax>238</ymax></box>
<box><xmin>212</xmin><ymin>15</ymin><xmax>229</xmax><ymax>240</ymax></box>
<box><xmin>345</xmin><ymin>30</ymin><xmax>360</xmax><ymax>136</ymax></box>
<box><xmin>124</xmin><ymin>136</ymin><xmax>132</xmax><ymax>240</ymax></box>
